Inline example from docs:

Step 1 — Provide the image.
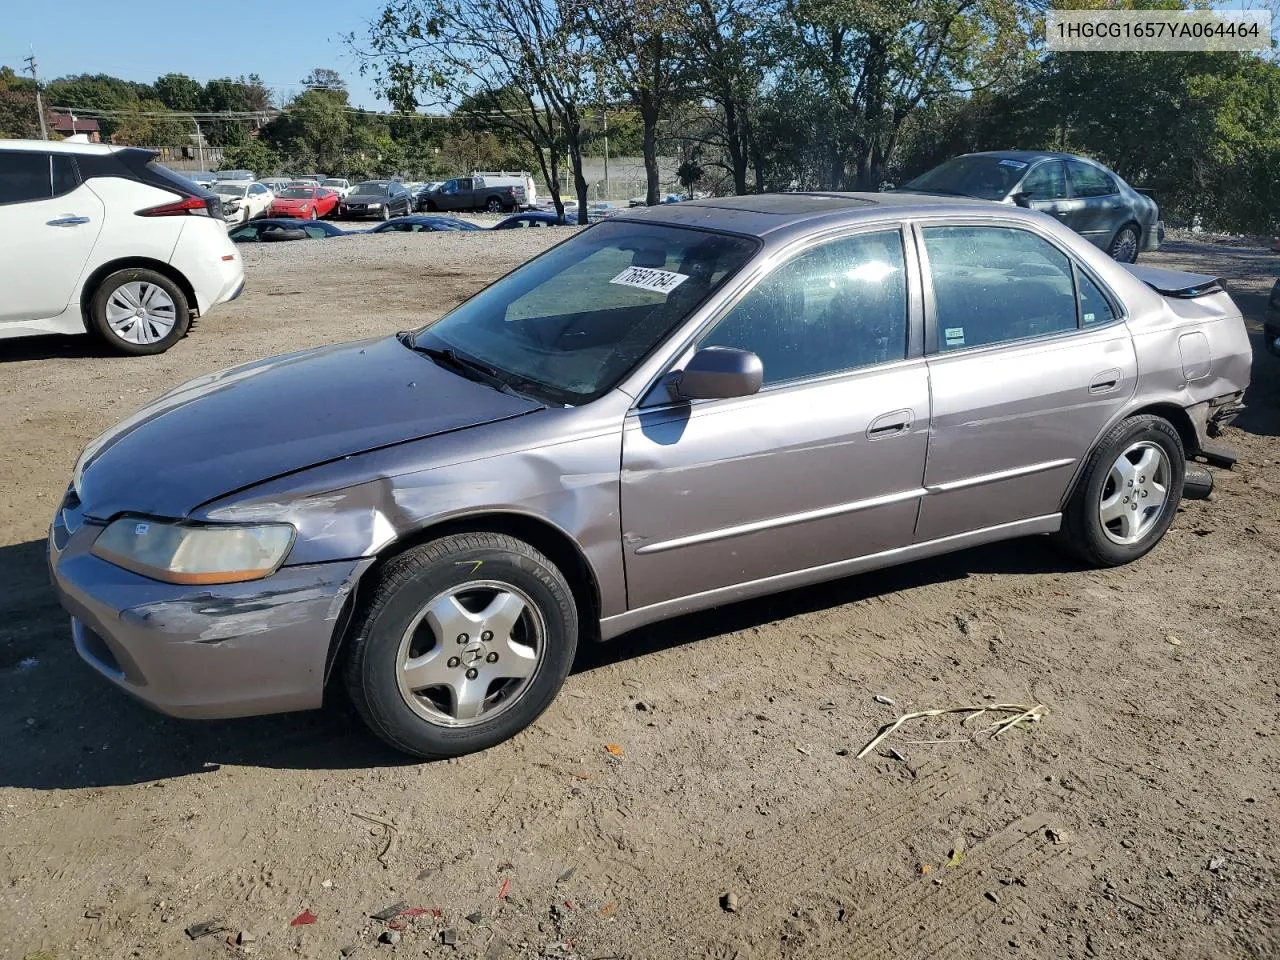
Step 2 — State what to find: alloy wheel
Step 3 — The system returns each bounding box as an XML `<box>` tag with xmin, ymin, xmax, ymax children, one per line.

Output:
<box><xmin>395</xmin><ymin>580</ymin><xmax>545</xmax><ymax>727</ymax></box>
<box><xmin>1099</xmin><ymin>440</ymin><xmax>1169</xmax><ymax>544</ymax></box>
<box><xmin>1112</xmin><ymin>226</ymin><xmax>1138</xmax><ymax>263</ymax></box>
<box><xmin>104</xmin><ymin>281</ymin><xmax>178</xmax><ymax>345</ymax></box>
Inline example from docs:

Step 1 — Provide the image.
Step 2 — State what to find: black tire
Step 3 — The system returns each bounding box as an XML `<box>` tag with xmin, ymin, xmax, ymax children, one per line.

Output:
<box><xmin>344</xmin><ymin>533</ymin><xmax>579</xmax><ymax>759</ymax></box>
<box><xmin>87</xmin><ymin>267</ymin><xmax>191</xmax><ymax>356</ymax></box>
<box><xmin>308</xmin><ymin>207</ymin><xmax>318</xmax><ymax>220</ymax></box>
<box><xmin>1107</xmin><ymin>222</ymin><xmax>1141</xmax><ymax>263</ymax></box>
<box><xmin>1059</xmin><ymin>414</ymin><xmax>1185</xmax><ymax>567</ymax></box>
<box><xmin>425</xmin><ymin>200</ymin><xmax>438</xmax><ymax>212</ymax></box>
<box><xmin>380</xmin><ymin>205</ymin><xmax>391</xmax><ymax>221</ymax></box>
<box><xmin>485</xmin><ymin>196</ymin><xmax>503</xmax><ymax>213</ymax></box>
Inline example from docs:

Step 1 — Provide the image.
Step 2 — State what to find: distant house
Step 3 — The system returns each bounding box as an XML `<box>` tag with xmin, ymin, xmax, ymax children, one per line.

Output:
<box><xmin>51</xmin><ymin>114</ymin><xmax>101</xmax><ymax>142</ymax></box>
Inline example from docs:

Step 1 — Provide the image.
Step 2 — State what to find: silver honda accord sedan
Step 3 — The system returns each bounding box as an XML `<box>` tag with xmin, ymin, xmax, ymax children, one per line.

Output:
<box><xmin>50</xmin><ymin>193</ymin><xmax>1251</xmax><ymax>758</ymax></box>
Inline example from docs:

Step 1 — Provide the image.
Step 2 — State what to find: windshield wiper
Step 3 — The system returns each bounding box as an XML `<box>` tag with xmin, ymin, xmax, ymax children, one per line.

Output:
<box><xmin>398</xmin><ymin>334</ymin><xmax>538</xmax><ymax>401</ymax></box>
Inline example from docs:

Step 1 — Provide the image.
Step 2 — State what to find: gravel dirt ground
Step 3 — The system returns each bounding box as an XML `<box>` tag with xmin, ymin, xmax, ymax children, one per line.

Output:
<box><xmin>1</xmin><ymin>230</ymin><xmax>1277</xmax><ymax>960</ymax></box>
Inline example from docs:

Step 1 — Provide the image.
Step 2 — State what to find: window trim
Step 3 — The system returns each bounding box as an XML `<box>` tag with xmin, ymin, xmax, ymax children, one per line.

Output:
<box><xmin>636</xmin><ymin>221</ymin><xmax>924</xmax><ymax>410</ymax></box>
<box><xmin>913</xmin><ymin>218</ymin><xmax>1125</xmax><ymax>358</ymax></box>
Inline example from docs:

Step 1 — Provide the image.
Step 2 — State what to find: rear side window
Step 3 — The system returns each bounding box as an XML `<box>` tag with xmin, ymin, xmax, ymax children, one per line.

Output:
<box><xmin>0</xmin><ymin>151</ymin><xmax>53</xmax><ymax>204</ymax></box>
<box><xmin>923</xmin><ymin>226</ymin><xmax>1078</xmax><ymax>350</ymax></box>
<box><xmin>52</xmin><ymin>155</ymin><xmax>81</xmax><ymax>197</ymax></box>
<box><xmin>303</xmin><ymin>225</ymin><xmax>329</xmax><ymax>239</ymax></box>
<box><xmin>1067</xmin><ymin>160</ymin><xmax>1118</xmax><ymax>198</ymax></box>
<box><xmin>1078</xmin><ymin>271</ymin><xmax>1116</xmax><ymax>326</ymax></box>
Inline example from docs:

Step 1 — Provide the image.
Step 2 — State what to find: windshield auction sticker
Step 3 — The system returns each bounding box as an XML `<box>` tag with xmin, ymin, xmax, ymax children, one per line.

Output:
<box><xmin>610</xmin><ymin>266</ymin><xmax>690</xmax><ymax>295</ymax></box>
<box><xmin>1047</xmin><ymin>10</ymin><xmax>1270</xmax><ymax>51</ymax></box>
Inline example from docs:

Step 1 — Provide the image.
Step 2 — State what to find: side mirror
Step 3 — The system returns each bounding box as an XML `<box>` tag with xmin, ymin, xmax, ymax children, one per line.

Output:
<box><xmin>1011</xmin><ymin>191</ymin><xmax>1032</xmax><ymax>208</ymax></box>
<box><xmin>667</xmin><ymin>346</ymin><xmax>763</xmax><ymax>401</ymax></box>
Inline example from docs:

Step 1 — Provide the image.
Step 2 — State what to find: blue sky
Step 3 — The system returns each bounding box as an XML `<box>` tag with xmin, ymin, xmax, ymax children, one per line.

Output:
<box><xmin>3</xmin><ymin>0</ymin><xmax>388</xmax><ymax>109</ymax></box>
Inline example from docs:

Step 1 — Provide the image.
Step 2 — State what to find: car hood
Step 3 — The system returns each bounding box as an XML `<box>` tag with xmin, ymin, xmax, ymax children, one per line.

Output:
<box><xmin>273</xmin><ymin>198</ymin><xmax>310</xmax><ymax>206</ymax></box>
<box><xmin>74</xmin><ymin>335</ymin><xmax>544</xmax><ymax>520</ymax></box>
<box><xmin>346</xmin><ymin>193</ymin><xmax>389</xmax><ymax>203</ymax></box>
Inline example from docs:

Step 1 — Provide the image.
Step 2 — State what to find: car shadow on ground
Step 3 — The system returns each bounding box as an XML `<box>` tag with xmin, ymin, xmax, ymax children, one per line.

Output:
<box><xmin>1236</xmin><ymin>334</ymin><xmax>1280</xmax><ymax>438</ymax></box>
<box><xmin>0</xmin><ymin>333</ymin><xmax>116</xmax><ymax>362</ymax></box>
<box><xmin>0</xmin><ymin>534</ymin><xmax>1077</xmax><ymax>790</ymax></box>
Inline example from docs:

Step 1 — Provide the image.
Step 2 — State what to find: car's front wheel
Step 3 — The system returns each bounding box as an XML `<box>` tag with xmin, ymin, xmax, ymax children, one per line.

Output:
<box><xmin>1059</xmin><ymin>414</ymin><xmax>1185</xmax><ymax>567</ymax></box>
<box><xmin>87</xmin><ymin>268</ymin><xmax>191</xmax><ymax>355</ymax></box>
<box><xmin>380</xmin><ymin>205</ymin><xmax>391</xmax><ymax>221</ymax></box>
<box><xmin>344</xmin><ymin>532</ymin><xmax>579</xmax><ymax>759</ymax></box>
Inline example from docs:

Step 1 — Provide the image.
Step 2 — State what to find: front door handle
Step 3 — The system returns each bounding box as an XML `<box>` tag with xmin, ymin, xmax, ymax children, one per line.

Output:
<box><xmin>47</xmin><ymin>215</ymin><xmax>90</xmax><ymax>227</ymax></box>
<box><xmin>867</xmin><ymin>408</ymin><xmax>914</xmax><ymax>440</ymax></box>
<box><xmin>1089</xmin><ymin>369</ymin><xmax>1122</xmax><ymax>394</ymax></box>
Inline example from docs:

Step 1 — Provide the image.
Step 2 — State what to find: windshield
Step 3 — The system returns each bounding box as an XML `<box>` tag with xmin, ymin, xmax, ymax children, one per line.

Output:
<box><xmin>322</xmin><ymin>179</ymin><xmax>345</xmax><ymax>187</ymax></box>
<box><xmin>277</xmin><ymin>188</ymin><xmax>314</xmax><ymax>199</ymax></box>
<box><xmin>903</xmin><ymin>155</ymin><xmax>1030</xmax><ymax>200</ymax></box>
<box><xmin>354</xmin><ymin>182</ymin><xmax>388</xmax><ymax>195</ymax></box>
<box><xmin>213</xmin><ymin>183</ymin><xmax>248</xmax><ymax>197</ymax></box>
<box><xmin>413</xmin><ymin>221</ymin><xmax>758</xmax><ymax>405</ymax></box>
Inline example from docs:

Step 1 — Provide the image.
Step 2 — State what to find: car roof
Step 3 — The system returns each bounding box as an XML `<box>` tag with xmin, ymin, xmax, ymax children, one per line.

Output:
<box><xmin>0</xmin><ymin>138</ymin><xmax>122</xmax><ymax>155</ymax></box>
<box><xmin>617</xmin><ymin>191</ymin><xmax>1017</xmax><ymax>240</ymax></box>
<box><xmin>958</xmin><ymin>150</ymin><xmax>1096</xmax><ymax>163</ymax></box>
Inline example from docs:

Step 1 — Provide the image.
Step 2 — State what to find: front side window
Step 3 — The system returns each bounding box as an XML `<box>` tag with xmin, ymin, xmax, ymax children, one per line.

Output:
<box><xmin>700</xmin><ymin>229</ymin><xmax>909</xmax><ymax>386</ymax></box>
<box><xmin>923</xmin><ymin>226</ymin><xmax>1078</xmax><ymax>350</ymax></box>
<box><xmin>0</xmin><ymin>151</ymin><xmax>53</xmax><ymax>204</ymax></box>
<box><xmin>415</xmin><ymin>220</ymin><xmax>757</xmax><ymax>404</ymax></box>
<box><xmin>1067</xmin><ymin>160</ymin><xmax>1118</xmax><ymax>198</ymax></box>
<box><xmin>1019</xmin><ymin>161</ymin><xmax>1067</xmax><ymax>201</ymax></box>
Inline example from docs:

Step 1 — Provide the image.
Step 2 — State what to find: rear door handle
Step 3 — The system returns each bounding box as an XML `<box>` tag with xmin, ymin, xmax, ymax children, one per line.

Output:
<box><xmin>47</xmin><ymin>215</ymin><xmax>90</xmax><ymax>227</ymax></box>
<box><xmin>867</xmin><ymin>409</ymin><xmax>913</xmax><ymax>440</ymax></box>
<box><xmin>1089</xmin><ymin>369</ymin><xmax>1121</xmax><ymax>394</ymax></box>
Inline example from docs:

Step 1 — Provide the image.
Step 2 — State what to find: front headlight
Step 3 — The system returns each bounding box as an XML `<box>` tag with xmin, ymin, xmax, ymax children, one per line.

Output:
<box><xmin>368</xmin><ymin>202</ymin><xmax>382</xmax><ymax>209</ymax></box>
<box><xmin>91</xmin><ymin>518</ymin><xmax>295</xmax><ymax>585</ymax></box>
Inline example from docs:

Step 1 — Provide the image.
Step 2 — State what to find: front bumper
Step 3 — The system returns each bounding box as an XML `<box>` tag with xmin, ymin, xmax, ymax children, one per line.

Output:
<box><xmin>48</xmin><ymin>510</ymin><xmax>370</xmax><ymax>719</ymax></box>
<box><xmin>338</xmin><ymin>205</ymin><xmax>385</xmax><ymax>219</ymax></box>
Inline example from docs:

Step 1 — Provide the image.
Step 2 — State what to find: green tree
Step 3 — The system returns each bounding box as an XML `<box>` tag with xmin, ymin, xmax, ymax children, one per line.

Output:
<box><xmin>221</xmin><ymin>138</ymin><xmax>282</xmax><ymax>175</ymax></box>
<box><xmin>0</xmin><ymin>65</ymin><xmax>49</xmax><ymax>139</ymax></box>
<box><xmin>45</xmin><ymin>73</ymin><xmax>149</xmax><ymax>137</ymax></box>
<box><xmin>154</xmin><ymin>73</ymin><xmax>203</xmax><ymax>111</ymax></box>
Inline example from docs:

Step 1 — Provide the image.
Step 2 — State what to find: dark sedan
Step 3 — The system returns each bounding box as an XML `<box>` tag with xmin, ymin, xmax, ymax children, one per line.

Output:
<box><xmin>338</xmin><ymin>180</ymin><xmax>414</xmax><ymax>221</ymax></box>
<box><xmin>366</xmin><ymin>215</ymin><xmax>482</xmax><ymax>234</ymax></box>
<box><xmin>493</xmin><ymin>211</ymin><xmax>575</xmax><ymax>229</ymax></box>
<box><xmin>228</xmin><ymin>219</ymin><xmax>348</xmax><ymax>242</ymax></box>
<box><xmin>900</xmin><ymin>151</ymin><xmax>1162</xmax><ymax>263</ymax></box>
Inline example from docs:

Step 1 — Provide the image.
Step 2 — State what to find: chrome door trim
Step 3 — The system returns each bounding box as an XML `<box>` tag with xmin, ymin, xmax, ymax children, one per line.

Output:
<box><xmin>601</xmin><ymin>513</ymin><xmax>1063</xmax><ymax>640</ymax></box>
<box><xmin>925</xmin><ymin>457</ymin><xmax>1077</xmax><ymax>494</ymax></box>
<box><xmin>632</xmin><ymin>487</ymin><xmax>927</xmax><ymax>556</ymax></box>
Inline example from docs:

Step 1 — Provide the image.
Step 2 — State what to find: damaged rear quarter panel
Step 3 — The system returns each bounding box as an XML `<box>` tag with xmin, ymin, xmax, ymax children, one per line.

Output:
<box><xmin>195</xmin><ymin>400</ymin><xmax>630</xmax><ymax>618</ymax></box>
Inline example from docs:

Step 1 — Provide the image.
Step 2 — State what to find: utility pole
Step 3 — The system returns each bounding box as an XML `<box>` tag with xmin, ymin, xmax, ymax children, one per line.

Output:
<box><xmin>23</xmin><ymin>51</ymin><xmax>49</xmax><ymax>140</ymax></box>
<box><xmin>601</xmin><ymin>110</ymin><xmax>609</xmax><ymax>201</ymax></box>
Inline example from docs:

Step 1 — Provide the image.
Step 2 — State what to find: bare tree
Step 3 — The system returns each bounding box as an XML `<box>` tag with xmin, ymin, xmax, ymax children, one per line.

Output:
<box><xmin>354</xmin><ymin>0</ymin><xmax>598</xmax><ymax>222</ymax></box>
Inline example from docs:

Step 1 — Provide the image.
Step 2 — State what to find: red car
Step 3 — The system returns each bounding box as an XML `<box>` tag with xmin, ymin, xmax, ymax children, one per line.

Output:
<box><xmin>267</xmin><ymin>186</ymin><xmax>339</xmax><ymax>220</ymax></box>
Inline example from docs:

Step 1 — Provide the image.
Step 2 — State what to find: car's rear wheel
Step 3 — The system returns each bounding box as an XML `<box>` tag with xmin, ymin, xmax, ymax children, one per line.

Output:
<box><xmin>1107</xmin><ymin>223</ymin><xmax>1141</xmax><ymax>263</ymax></box>
<box><xmin>1059</xmin><ymin>414</ymin><xmax>1185</xmax><ymax>567</ymax></box>
<box><xmin>485</xmin><ymin>197</ymin><xmax>503</xmax><ymax>213</ymax></box>
<box><xmin>87</xmin><ymin>268</ymin><xmax>191</xmax><ymax>356</ymax></box>
<box><xmin>344</xmin><ymin>532</ymin><xmax>579</xmax><ymax>759</ymax></box>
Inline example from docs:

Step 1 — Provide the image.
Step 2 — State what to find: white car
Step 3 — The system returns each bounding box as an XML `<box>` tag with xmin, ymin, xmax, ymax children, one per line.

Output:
<box><xmin>212</xmin><ymin>181</ymin><xmax>275</xmax><ymax>223</ymax></box>
<box><xmin>321</xmin><ymin>178</ymin><xmax>352</xmax><ymax>198</ymax></box>
<box><xmin>0</xmin><ymin>139</ymin><xmax>245</xmax><ymax>355</ymax></box>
